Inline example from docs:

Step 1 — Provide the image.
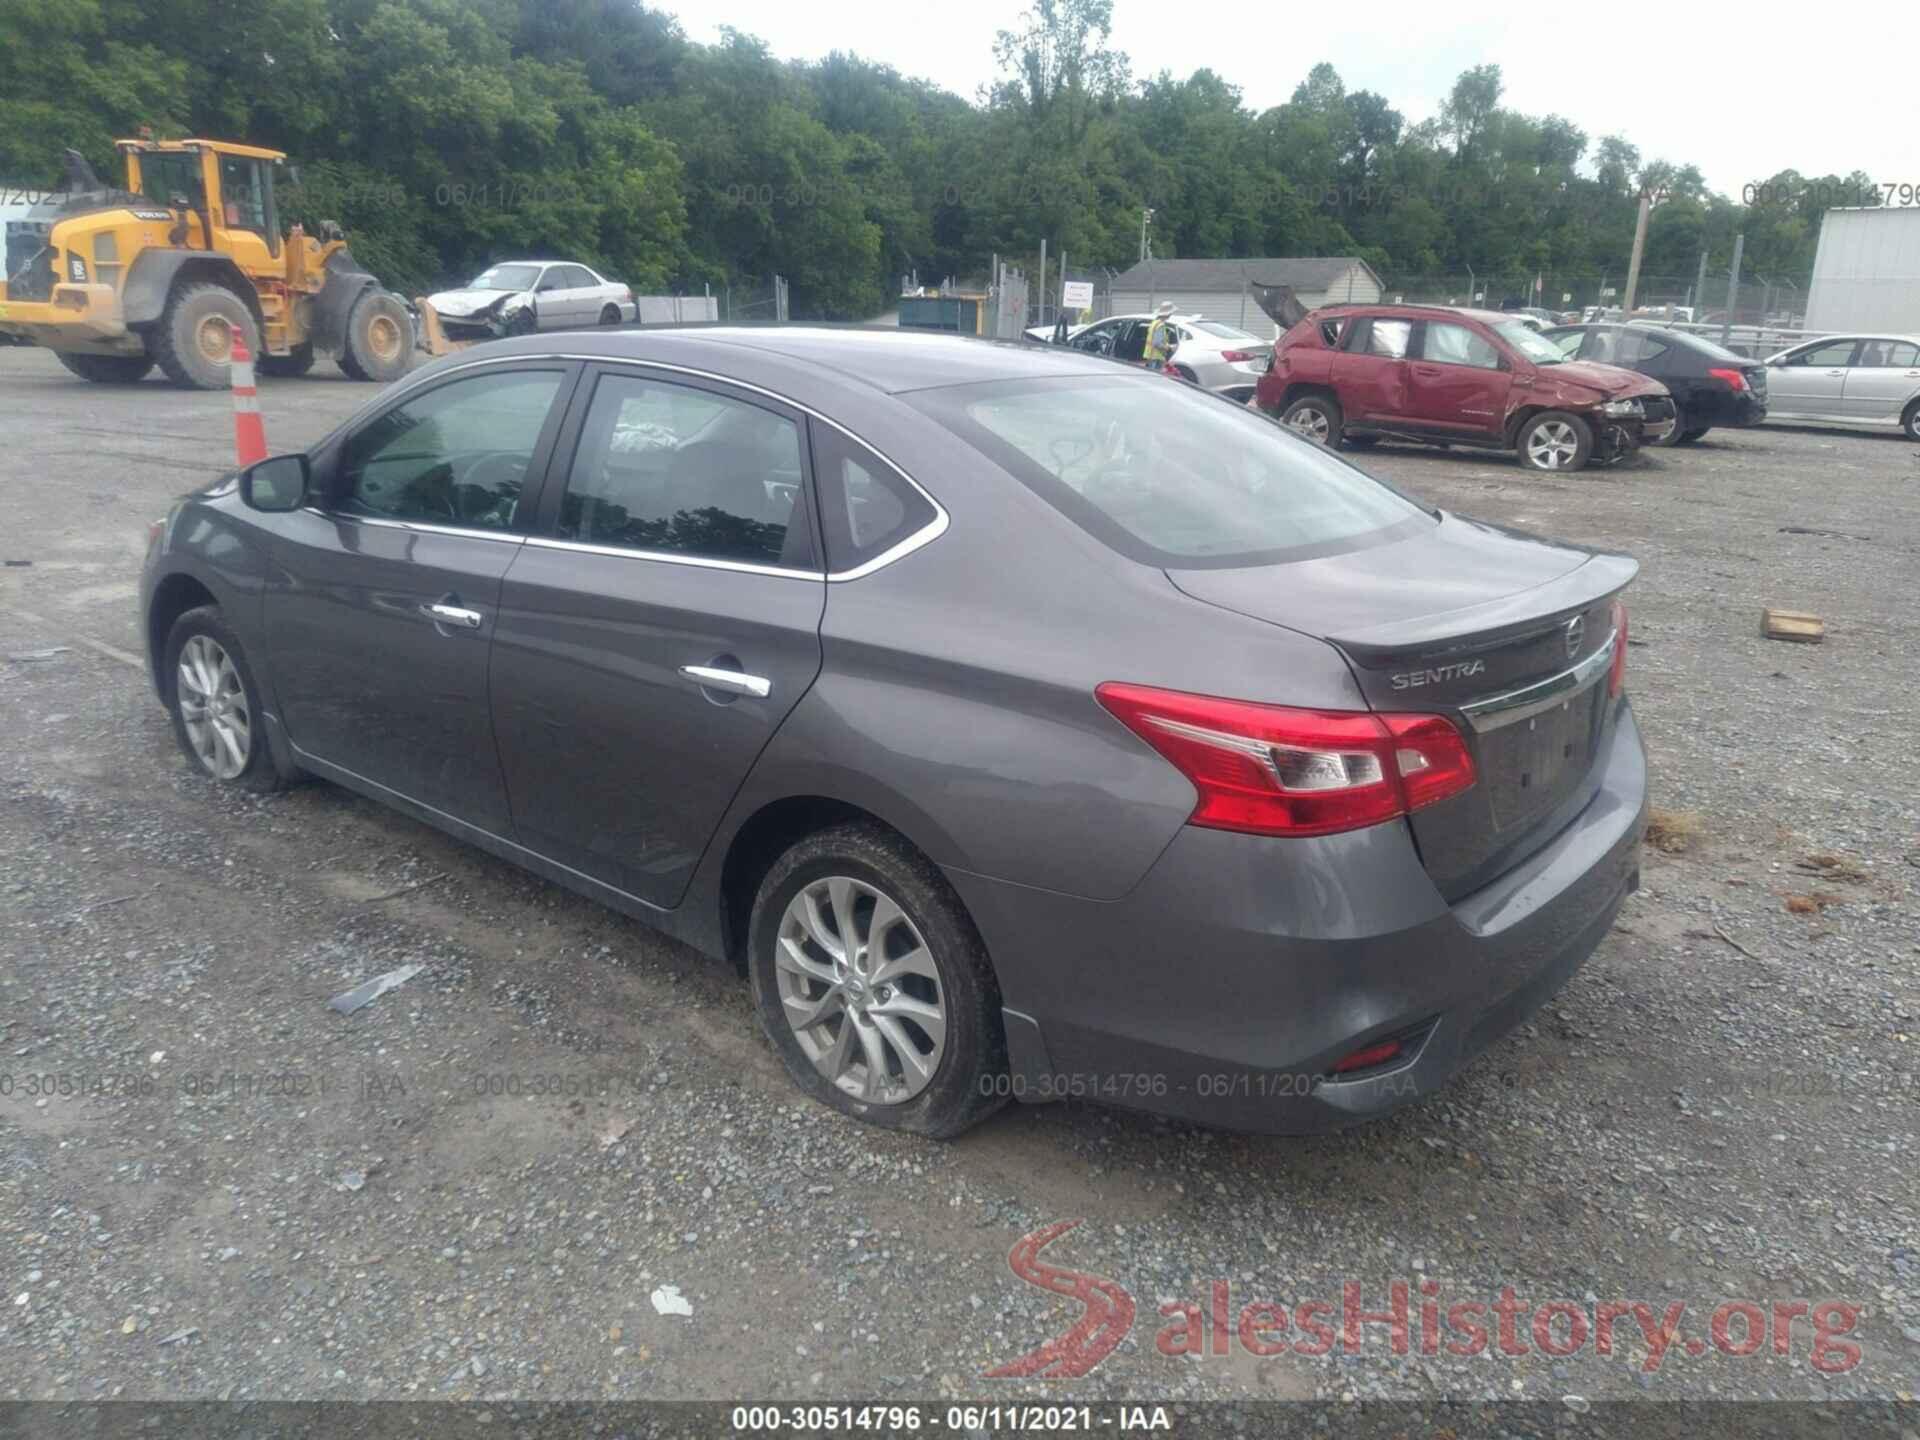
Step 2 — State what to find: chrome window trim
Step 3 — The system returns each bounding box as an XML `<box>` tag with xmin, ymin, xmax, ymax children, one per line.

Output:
<box><xmin>523</xmin><ymin>535</ymin><xmax>822</xmax><ymax>581</ymax></box>
<box><xmin>301</xmin><ymin>508</ymin><xmax>526</xmax><ymax>545</ymax></box>
<box><xmin>1458</xmin><ymin>629</ymin><xmax>1617</xmax><ymax>734</ymax></box>
<box><xmin>405</xmin><ymin>349</ymin><xmax>951</xmax><ymax>582</ymax></box>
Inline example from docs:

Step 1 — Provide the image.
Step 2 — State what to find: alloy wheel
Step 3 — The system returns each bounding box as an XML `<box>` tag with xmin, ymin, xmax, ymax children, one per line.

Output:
<box><xmin>775</xmin><ymin>875</ymin><xmax>946</xmax><ymax>1104</ymax></box>
<box><xmin>1286</xmin><ymin>405</ymin><xmax>1331</xmax><ymax>444</ymax></box>
<box><xmin>1526</xmin><ymin>420</ymin><xmax>1580</xmax><ymax>469</ymax></box>
<box><xmin>176</xmin><ymin>634</ymin><xmax>251</xmax><ymax>779</ymax></box>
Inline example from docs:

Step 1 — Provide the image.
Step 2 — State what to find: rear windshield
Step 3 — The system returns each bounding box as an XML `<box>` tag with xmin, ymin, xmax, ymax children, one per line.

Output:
<box><xmin>1667</xmin><ymin>328</ymin><xmax>1747</xmax><ymax>363</ymax></box>
<box><xmin>907</xmin><ymin>377</ymin><xmax>1431</xmax><ymax>567</ymax></box>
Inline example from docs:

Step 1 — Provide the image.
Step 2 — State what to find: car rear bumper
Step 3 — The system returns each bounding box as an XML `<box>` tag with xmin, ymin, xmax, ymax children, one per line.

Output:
<box><xmin>948</xmin><ymin>699</ymin><xmax>1648</xmax><ymax>1133</ymax></box>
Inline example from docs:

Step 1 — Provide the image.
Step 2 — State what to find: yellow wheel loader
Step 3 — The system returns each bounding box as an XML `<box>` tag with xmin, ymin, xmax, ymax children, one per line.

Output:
<box><xmin>0</xmin><ymin>139</ymin><xmax>412</xmax><ymax>388</ymax></box>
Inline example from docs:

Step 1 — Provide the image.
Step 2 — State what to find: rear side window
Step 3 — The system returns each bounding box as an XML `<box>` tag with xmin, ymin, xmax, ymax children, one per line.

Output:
<box><xmin>554</xmin><ymin>372</ymin><xmax>814</xmax><ymax>569</ymax></box>
<box><xmin>1364</xmin><ymin>319</ymin><xmax>1412</xmax><ymax>358</ymax></box>
<box><xmin>810</xmin><ymin>423</ymin><xmax>936</xmax><ymax>574</ymax></box>
<box><xmin>910</xmin><ymin>376</ymin><xmax>1429</xmax><ymax>568</ymax></box>
<box><xmin>1858</xmin><ymin>340</ymin><xmax>1919</xmax><ymax>368</ymax></box>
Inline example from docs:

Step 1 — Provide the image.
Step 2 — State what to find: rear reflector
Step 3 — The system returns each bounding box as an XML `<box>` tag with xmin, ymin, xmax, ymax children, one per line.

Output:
<box><xmin>1095</xmin><ymin>683</ymin><xmax>1476</xmax><ymax>838</ymax></box>
<box><xmin>1331</xmin><ymin>1038</ymin><xmax>1403</xmax><ymax>1073</ymax></box>
<box><xmin>1608</xmin><ymin>599</ymin><xmax>1628</xmax><ymax>698</ymax></box>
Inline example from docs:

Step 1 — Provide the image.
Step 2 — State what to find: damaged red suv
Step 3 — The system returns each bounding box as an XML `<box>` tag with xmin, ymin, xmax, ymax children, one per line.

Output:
<box><xmin>1253</xmin><ymin>305</ymin><xmax>1676</xmax><ymax>472</ymax></box>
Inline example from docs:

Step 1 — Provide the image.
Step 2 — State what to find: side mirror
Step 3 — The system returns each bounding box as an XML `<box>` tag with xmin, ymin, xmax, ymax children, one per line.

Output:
<box><xmin>239</xmin><ymin>453</ymin><xmax>309</xmax><ymax>512</ymax></box>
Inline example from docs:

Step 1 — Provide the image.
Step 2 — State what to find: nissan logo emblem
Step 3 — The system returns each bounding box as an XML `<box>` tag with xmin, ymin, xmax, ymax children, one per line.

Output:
<box><xmin>1565</xmin><ymin>615</ymin><xmax>1585</xmax><ymax>658</ymax></box>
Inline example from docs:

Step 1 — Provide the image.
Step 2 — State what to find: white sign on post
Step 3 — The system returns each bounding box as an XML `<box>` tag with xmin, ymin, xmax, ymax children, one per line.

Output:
<box><xmin>1061</xmin><ymin>280</ymin><xmax>1094</xmax><ymax>310</ymax></box>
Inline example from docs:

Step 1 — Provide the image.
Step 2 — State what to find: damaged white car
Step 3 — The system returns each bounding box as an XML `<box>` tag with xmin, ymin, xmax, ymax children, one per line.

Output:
<box><xmin>423</xmin><ymin>260</ymin><xmax>636</xmax><ymax>339</ymax></box>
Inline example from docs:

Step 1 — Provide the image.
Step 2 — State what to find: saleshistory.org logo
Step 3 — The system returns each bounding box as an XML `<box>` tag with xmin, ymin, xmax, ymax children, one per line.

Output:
<box><xmin>984</xmin><ymin>1221</ymin><xmax>1864</xmax><ymax>1377</ymax></box>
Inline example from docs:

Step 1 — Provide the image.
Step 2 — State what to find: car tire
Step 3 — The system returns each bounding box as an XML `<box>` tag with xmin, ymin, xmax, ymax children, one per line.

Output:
<box><xmin>1903</xmin><ymin>399</ymin><xmax>1920</xmax><ymax>442</ymax></box>
<box><xmin>338</xmin><ymin>289</ymin><xmax>412</xmax><ymax>383</ymax></box>
<box><xmin>161</xmin><ymin>605</ymin><xmax>288</xmax><ymax>793</ymax></box>
<box><xmin>151</xmin><ymin>282</ymin><xmax>259</xmax><ymax>390</ymax></box>
<box><xmin>258</xmin><ymin>343</ymin><xmax>315</xmax><ymax>378</ymax></box>
<box><xmin>599</xmin><ymin>304</ymin><xmax>621</xmax><ymax>326</ymax></box>
<box><xmin>1676</xmin><ymin>426</ymin><xmax>1711</xmax><ymax>444</ymax></box>
<box><xmin>1518</xmin><ymin>411</ymin><xmax>1593</xmax><ymax>473</ymax></box>
<box><xmin>1279</xmin><ymin>393</ymin><xmax>1343</xmax><ymax>447</ymax></box>
<box><xmin>506</xmin><ymin>306</ymin><xmax>538</xmax><ymax>337</ymax></box>
<box><xmin>748</xmin><ymin>821</ymin><xmax>1007</xmax><ymax>1138</ymax></box>
<box><xmin>1650</xmin><ymin>404</ymin><xmax>1687</xmax><ymax>447</ymax></box>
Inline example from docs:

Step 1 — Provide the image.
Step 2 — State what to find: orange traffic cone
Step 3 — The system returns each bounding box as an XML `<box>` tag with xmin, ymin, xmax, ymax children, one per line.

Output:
<box><xmin>230</xmin><ymin>336</ymin><xmax>267</xmax><ymax>466</ymax></box>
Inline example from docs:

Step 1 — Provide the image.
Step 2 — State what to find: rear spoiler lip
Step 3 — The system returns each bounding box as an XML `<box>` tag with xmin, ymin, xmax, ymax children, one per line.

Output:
<box><xmin>1330</xmin><ymin>551</ymin><xmax>1639</xmax><ymax>664</ymax></box>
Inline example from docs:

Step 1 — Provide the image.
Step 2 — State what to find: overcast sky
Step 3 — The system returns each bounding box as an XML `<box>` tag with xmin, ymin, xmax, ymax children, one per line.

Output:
<box><xmin>664</xmin><ymin>0</ymin><xmax>1914</xmax><ymax>202</ymax></box>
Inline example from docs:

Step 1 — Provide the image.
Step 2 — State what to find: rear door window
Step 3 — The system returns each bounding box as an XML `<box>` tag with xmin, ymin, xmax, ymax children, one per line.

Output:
<box><xmin>1859</xmin><ymin>340</ymin><xmax>1920</xmax><ymax>367</ymax></box>
<box><xmin>552</xmin><ymin>372</ymin><xmax>815</xmax><ymax>570</ymax></box>
<box><xmin>1365</xmin><ymin>319</ymin><xmax>1412</xmax><ymax>358</ymax></box>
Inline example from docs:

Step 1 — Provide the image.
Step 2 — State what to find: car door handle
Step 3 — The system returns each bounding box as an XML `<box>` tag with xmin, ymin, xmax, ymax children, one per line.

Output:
<box><xmin>679</xmin><ymin>664</ymin><xmax>771</xmax><ymax>699</ymax></box>
<box><xmin>1826</xmin><ymin>370</ymin><xmax>1845</xmax><ymax>376</ymax></box>
<box><xmin>420</xmin><ymin>602</ymin><xmax>483</xmax><ymax>629</ymax></box>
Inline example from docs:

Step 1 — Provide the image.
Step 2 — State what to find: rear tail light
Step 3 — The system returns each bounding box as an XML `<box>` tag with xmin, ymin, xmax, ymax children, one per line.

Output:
<box><xmin>1608</xmin><ymin>599</ymin><xmax>1628</xmax><ymax>698</ymax></box>
<box><xmin>1094</xmin><ymin>683</ymin><xmax>1476</xmax><ymax>838</ymax></box>
<box><xmin>1221</xmin><ymin>349</ymin><xmax>1259</xmax><ymax>363</ymax></box>
<box><xmin>1707</xmin><ymin>366</ymin><xmax>1747</xmax><ymax>391</ymax></box>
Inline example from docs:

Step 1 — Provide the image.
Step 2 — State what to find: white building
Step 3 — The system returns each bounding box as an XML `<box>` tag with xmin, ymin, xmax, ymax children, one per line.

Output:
<box><xmin>1108</xmin><ymin>256</ymin><xmax>1384</xmax><ymax>338</ymax></box>
<box><xmin>1805</xmin><ymin>207</ymin><xmax>1920</xmax><ymax>333</ymax></box>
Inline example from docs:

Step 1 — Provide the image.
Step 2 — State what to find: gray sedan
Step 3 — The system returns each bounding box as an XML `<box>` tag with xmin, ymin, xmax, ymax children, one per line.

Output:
<box><xmin>140</xmin><ymin>328</ymin><xmax>1648</xmax><ymax>1137</ymax></box>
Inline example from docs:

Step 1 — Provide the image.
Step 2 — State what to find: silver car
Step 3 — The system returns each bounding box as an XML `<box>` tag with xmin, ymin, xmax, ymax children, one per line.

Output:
<box><xmin>425</xmin><ymin>260</ymin><xmax>637</xmax><ymax>340</ymax></box>
<box><xmin>1762</xmin><ymin>334</ymin><xmax>1920</xmax><ymax>440</ymax></box>
<box><xmin>1028</xmin><ymin>312</ymin><xmax>1274</xmax><ymax>399</ymax></box>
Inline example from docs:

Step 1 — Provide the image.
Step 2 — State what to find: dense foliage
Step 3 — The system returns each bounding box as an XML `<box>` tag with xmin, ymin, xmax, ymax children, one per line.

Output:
<box><xmin>0</xmin><ymin>0</ymin><xmax>1873</xmax><ymax>315</ymax></box>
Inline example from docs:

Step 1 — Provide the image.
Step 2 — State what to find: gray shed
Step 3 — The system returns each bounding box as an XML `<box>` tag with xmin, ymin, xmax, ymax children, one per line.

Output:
<box><xmin>1108</xmin><ymin>256</ymin><xmax>1384</xmax><ymax>339</ymax></box>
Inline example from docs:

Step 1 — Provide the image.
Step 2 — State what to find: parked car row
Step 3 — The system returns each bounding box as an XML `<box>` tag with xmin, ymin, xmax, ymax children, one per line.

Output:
<box><xmin>1250</xmin><ymin>302</ymin><xmax>1920</xmax><ymax>470</ymax></box>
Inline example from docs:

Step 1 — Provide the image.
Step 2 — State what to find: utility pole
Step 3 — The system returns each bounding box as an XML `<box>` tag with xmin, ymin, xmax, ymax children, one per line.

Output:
<box><xmin>1692</xmin><ymin>251</ymin><xmax>1709</xmax><ymax>314</ymax></box>
<box><xmin>1039</xmin><ymin>238</ymin><xmax>1047</xmax><ymax>328</ymax></box>
<box><xmin>1720</xmin><ymin>234</ymin><xmax>1744</xmax><ymax>347</ymax></box>
<box><xmin>1620</xmin><ymin>187</ymin><xmax>1652</xmax><ymax>317</ymax></box>
<box><xmin>1139</xmin><ymin>208</ymin><xmax>1154</xmax><ymax>263</ymax></box>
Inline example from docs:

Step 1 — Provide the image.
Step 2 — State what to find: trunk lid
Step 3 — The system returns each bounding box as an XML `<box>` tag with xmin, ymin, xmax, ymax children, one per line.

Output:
<box><xmin>1167</xmin><ymin>513</ymin><xmax>1635</xmax><ymax>899</ymax></box>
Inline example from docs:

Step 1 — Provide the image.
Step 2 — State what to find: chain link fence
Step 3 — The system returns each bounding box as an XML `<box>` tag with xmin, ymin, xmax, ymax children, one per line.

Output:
<box><xmin>1377</xmin><ymin>271</ymin><xmax>1813</xmax><ymax>328</ymax></box>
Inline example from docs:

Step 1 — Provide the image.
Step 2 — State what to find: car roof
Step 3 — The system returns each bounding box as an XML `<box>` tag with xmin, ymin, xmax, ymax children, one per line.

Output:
<box><xmin>431</xmin><ymin>324</ymin><xmax>1127</xmax><ymax>397</ymax></box>
<box><xmin>1317</xmin><ymin>303</ymin><xmax>1513</xmax><ymax>325</ymax></box>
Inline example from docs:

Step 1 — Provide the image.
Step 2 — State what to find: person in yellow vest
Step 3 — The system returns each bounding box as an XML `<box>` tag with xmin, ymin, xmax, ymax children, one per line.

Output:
<box><xmin>1143</xmin><ymin>300</ymin><xmax>1177</xmax><ymax>370</ymax></box>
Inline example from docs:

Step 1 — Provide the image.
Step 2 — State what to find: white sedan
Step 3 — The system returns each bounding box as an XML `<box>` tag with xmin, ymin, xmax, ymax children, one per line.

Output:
<box><xmin>425</xmin><ymin>260</ymin><xmax>636</xmax><ymax>339</ymax></box>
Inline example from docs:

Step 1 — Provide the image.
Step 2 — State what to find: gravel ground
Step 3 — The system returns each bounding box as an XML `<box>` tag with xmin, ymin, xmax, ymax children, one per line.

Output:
<box><xmin>1</xmin><ymin>344</ymin><xmax>1917</xmax><ymax>1410</ymax></box>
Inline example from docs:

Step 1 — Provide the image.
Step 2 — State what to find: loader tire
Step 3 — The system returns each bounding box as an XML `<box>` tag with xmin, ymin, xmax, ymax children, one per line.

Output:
<box><xmin>258</xmin><ymin>343</ymin><xmax>315</xmax><ymax>378</ymax></box>
<box><xmin>56</xmin><ymin>352</ymin><xmax>154</xmax><ymax>384</ymax></box>
<box><xmin>151</xmin><ymin>282</ymin><xmax>260</xmax><ymax>391</ymax></box>
<box><xmin>339</xmin><ymin>289</ymin><xmax>412</xmax><ymax>383</ymax></box>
